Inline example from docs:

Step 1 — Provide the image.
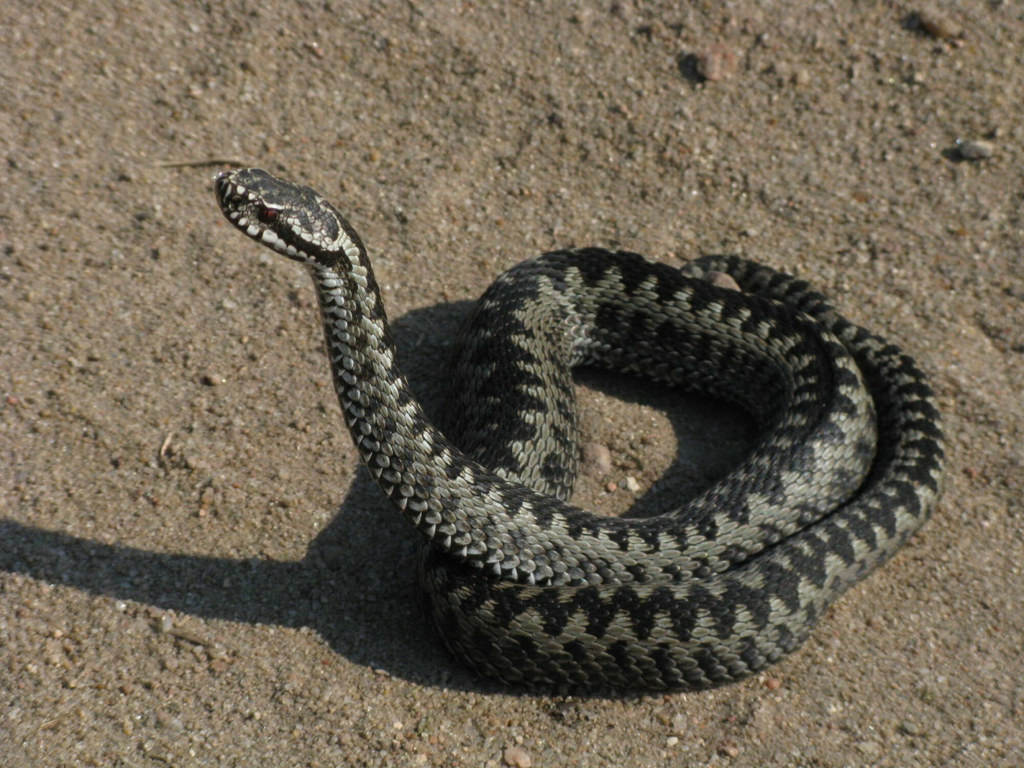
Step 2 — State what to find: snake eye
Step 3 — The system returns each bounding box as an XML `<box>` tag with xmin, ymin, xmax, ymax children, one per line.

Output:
<box><xmin>258</xmin><ymin>206</ymin><xmax>279</xmax><ymax>224</ymax></box>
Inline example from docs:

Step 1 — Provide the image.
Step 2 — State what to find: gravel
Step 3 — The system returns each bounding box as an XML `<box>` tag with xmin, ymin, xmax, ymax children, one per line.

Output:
<box><xmin>3</xmin><ymin>1</ymin><xmax>1024</xmax><ymax>765</ymax></box>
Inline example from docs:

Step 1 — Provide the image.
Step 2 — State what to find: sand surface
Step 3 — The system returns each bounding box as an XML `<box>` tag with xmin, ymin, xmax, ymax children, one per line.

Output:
<box><xmin>3</xmin><ymin>1</ymin><xmax>1023</xmax><ymax>765</ymax></box>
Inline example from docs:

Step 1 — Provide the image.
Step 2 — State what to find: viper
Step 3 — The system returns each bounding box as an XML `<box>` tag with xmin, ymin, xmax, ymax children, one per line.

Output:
<box><xmin>214</xmin><ymin>168</ymin><xmax>944</xmax><ymax>691</ymax></box>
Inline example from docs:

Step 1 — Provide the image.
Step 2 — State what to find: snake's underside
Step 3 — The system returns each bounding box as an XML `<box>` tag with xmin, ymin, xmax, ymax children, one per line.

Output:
<box><xmin>215</xmin><ymin>168</ymin><xmax>944</xmax><ymax>691</ymax></box>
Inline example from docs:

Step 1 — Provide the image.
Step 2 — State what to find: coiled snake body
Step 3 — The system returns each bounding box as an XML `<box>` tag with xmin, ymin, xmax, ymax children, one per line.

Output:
<box><xmin>215</xmin><ymin>168</ymin><xmax>944</xmax><ymax>691</ymax></box>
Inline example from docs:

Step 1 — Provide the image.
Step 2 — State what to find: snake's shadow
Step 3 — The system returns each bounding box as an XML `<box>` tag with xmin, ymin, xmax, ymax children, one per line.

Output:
<box><xmin>0</xmin><ymin>300</ymin><xmax>755</xmax><ymax>694</ymax></box>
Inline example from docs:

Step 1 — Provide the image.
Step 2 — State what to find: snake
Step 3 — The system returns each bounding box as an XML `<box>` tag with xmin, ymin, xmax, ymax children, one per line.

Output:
<box><xmin>214</xmin><ymin>167</ymin><xmax>944</xmax><ymax>691</ymax></box>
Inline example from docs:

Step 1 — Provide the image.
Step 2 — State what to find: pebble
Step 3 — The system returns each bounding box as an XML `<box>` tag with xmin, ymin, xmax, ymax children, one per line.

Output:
<box><xmin>154</xmin><ymin>709</ymin><xmax>183</xmax><ymax>731</ymax></box>
<box><xmin>719</xmin><ymin>742</ymin><xmax>740</xmax><ymax>758</ymax></box>
<box><xmin>917</xmin><ymin>8</ymin><xmax>963</xmax><ymax>40</ymax></box>
<box><xmin>696</xmin><ymin>43</ymin><xmax>737</xmax><ymax>82</ymax></box>
<box><xmin>707</xmin><ymin>271</ymin><xmax>741</xmax><ymax>291</ymax></box>
<box><xmin>503</xmin><ymin>746</ymin><xmax>532</xmax><ymax>768</ymax></box>
<box><xmin>899</xmin><ymin>719</ymin><xmax>921</xmax><ymax>736</ymax></box>
<box><xmin>319</xmin><ymin>544</ymin><xmax>346</xmax><ymax>571</ymax></box>
<box><xmin>670</xmin><ymin>713</ymin><xmax>688</xmax><ymax>736</ymax></box>
<box><xmin>624</xmin><ymin>475</ymin><xmax>641</xmax><ymax>493</ymax></box>
<box><xmin>200</xmin><ymin>371</ymin><xmax>226</xmax><ymax>386</ymax></box>
<box><xmin>582</xmin><ymin>442</ymin><xmax>612</xmax><ymax>477</ymax></box>
<box><xmin>856</xmin><ymin>739</ymin><xmax>881</xmax><ymax>756</ymax></box>
<box><xmin>956</xmin><ymin>139</ymin><xmax>994</xmax><ymax>160</ymax></box>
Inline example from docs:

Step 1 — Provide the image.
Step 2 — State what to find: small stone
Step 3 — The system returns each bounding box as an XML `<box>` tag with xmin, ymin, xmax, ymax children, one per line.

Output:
<box><xmin>582</xmin><ymin>442</ymin><xmax>613</xmax><ymax>477</ymax></box>
<box><xmin>200</xmin><ymin>371</ymin><xmax>226</xmax><ymax>387</ymax></box>
<box><xmin>956</xmin><ymin>139</ymin><xmax>994</xmax><ymax>160</ymax></box>
<box><xmin>899</xmin><ymin>719</ymin><xmax>921</xmax><ymax>736</ymax></box>
<box><xmin>917</xmin><ymin>8</ymin><xmax>963</xmax><ymax>40</ymax></box>
<box><xmin>707</xmin><ymin>271</ymin><xmax>741</xmax><ymax>291</ymax></box>
<box><xmin>199</xmin><ymin>486</ymin><xmax>216</xmax><ymax>511</ymax></box>
<box><xmin>320</xmin><ymin>544</ymin><xmax>346</xmax><ymax>571</ymax></box>
<box><xmin>670</xmin><ymin>713</ymin><xmax>688</xmax><ymax>735</ymax></box>
<box><xmin>792</xmin><ymin>68</ymin><xmax>811</xmax><ymax>87</ymax></box>
<box><xmin>763</xmin><ymin>676</ymin><xmax>783</xmax><ymax>690</ymax></box>
<box><xmin>645</xmin><ymin>19</ymin><xmax>668</xmax><ymax>41</ymax></box>
<box><xmin>154</xmin><ymin>709</ymin><xmax>182</xmax><ymax>731</ymax></box>
<box><xmin>624</xmin><ymin>475</ymin><xmax>641</xmax><ymax>493</ymax></box>
<box><xmin>856</xmin><ymin>740</ymin><xmax>881</xmax><ymax>756</ymax></box>
<box><xmin>208</xmin><ymin>644</ymin><xmax>229</xmax><ymax>661</ymax></box>
<box><xmin>503</xmin><ymin>746</ymin><xmax>532</xmax><ymax>768</ymax></box>
<box><xmin>696</xmin><ymin>42</ymin><xmax>737</xmax><ymax>82</ymax></box>
<box><xmin>719</xmin><ymin>742</ymin><xmax>740</xmax><ymax>758</ymax></box>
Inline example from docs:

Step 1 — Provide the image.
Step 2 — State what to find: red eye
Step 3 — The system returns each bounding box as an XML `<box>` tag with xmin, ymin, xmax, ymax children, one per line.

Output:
<box><xmin>258</xmin><ymin>206</ymin><xmax>279</xmax><ymax>224</ymax></box>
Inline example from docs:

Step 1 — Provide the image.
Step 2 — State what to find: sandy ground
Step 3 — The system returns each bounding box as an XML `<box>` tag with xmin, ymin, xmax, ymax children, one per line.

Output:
<box><xmin>3</xmin><ymin>1</ymin><xmax>1023</xmax><ymax>765</ymax></box>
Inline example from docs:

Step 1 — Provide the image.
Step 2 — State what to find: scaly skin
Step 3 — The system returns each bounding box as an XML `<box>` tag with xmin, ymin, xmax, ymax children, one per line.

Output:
<box><xmin>215</xmin><ymin>168</ymin><xmax>943</xmax><ymax>690</ymax></box>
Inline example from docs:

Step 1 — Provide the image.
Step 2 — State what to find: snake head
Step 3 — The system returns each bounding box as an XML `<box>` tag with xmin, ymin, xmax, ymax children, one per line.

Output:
<box><xmin>214</xmin><ymin>168</ymin><xmax>365</xmax><ymax>269</ymax></box>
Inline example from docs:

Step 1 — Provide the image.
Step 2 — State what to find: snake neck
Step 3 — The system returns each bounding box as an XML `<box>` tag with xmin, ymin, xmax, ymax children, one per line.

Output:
<box><xmin>311</xmin><ymin>261</ymin><xmax>429</xmax><ymax>464</ymax></box>
<box><xmin>309</xmin><ymin>261</ymin><xmax>544</xmax><ymax>572</ymax></box>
